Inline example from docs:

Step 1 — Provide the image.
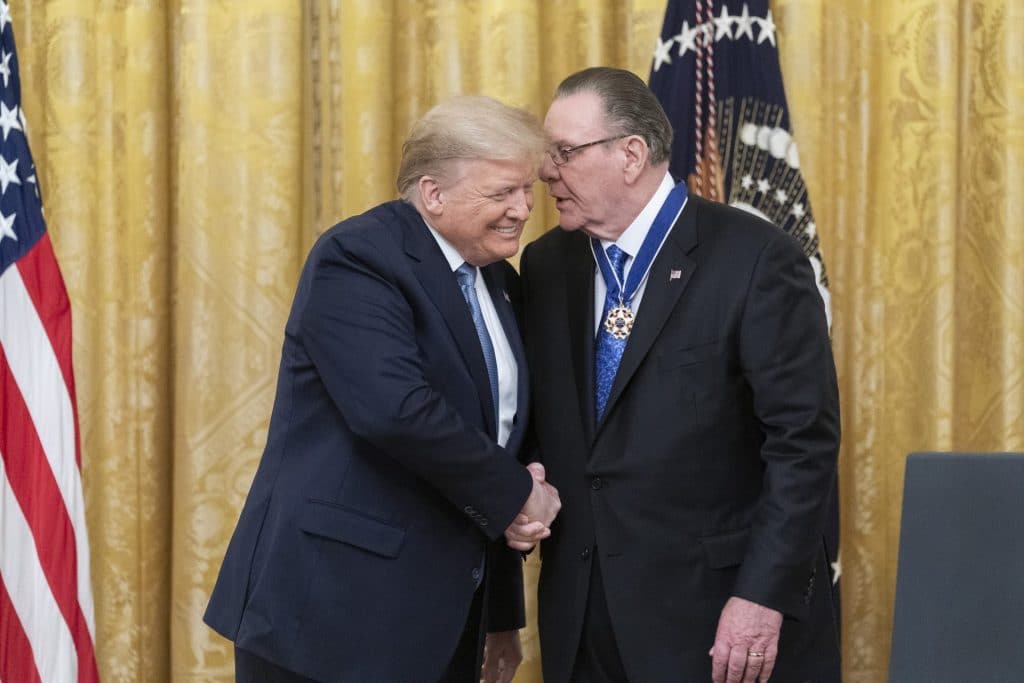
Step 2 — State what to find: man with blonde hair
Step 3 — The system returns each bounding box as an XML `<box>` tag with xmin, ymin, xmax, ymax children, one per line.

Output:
<box><xmin>206</xmin><ymin>95</ymin><xmax>559</xmax><ymax>683</ymax></box>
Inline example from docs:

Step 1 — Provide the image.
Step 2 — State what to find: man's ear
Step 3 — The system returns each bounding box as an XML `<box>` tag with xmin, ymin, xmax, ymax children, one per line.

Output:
<box><xmin>622</xmin><ymin>135</ymin><xmax>649</xmax><ymax>184</ymax></box>
<box><xmin>418</xmin><ymin>175</ymin><xmax>444</xmax><ymax>217</ymax></box>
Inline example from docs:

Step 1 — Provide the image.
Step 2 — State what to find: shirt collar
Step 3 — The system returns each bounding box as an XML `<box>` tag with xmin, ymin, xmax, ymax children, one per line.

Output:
<box><xmin>600</xmin><ymin>171</ymin><xmax>676</xmax><ymax>258</ymax></box>
<box><xmin>422</xmin><ymin>218</ymin><xmax>467</xmax><ymax>272</ymax></box>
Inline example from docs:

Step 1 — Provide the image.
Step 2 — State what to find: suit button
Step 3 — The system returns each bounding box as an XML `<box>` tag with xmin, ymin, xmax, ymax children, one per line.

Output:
<box><xmin>581</xmin><ymin>547</ymin><xmax>591</xmax><ymax>560</ymax></box>
<box><xmin>479</xmin><ymin>518</ymin><xmax>488</xmax><ymax>526</ymax></box>
<box><xmin>472</xmin><ymin>568</ymin><xmax>481</xmax><ymax>581</ymax></box>
<box><xmin>591</xmin><ymin>477</ymin><xmax>603</xmax><ymax>490</ymax></box>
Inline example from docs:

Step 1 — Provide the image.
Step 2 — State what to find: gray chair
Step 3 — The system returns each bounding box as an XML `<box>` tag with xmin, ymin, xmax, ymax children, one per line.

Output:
<box><xmin>889</xmin><ymin>452</ymin><xmax>1024</xmax><ymax>683</ymax></box>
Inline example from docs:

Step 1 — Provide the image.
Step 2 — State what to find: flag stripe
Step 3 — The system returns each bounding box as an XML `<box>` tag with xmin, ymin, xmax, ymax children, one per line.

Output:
<box><xmin>11</xmin><ymin>237</ymin><xmax>96</xmax><ymax>641</ymax></box>
<box><xmin>16</xmin><ymin>232</ymin><xmax>80</xmax><ymax>456</ymax></box>
<box><xmin>0</xmin><ymin>263</ymin><xmax>79</xmax><ymax>522</ymax></box>
<box><xmin>0</xmin><ymin>452</ymin><xmax>78</xmax><ymax>683</ymax></box>
<box><xmin>15</xmin><ymin>232</ymin><xmax>80</xmax><ymax>455</ymax></box>
<box><xmin>0</xmin><ymin>256</ymin><xmax>100</xmax><ymax>683</ymax></box>
<box><xmin>0</xmin><ymin>345</ymin><xmax>98</xmax><ymax>682</ymax></box>
<box><xmin>0</xmin><ymin>340</ymin><xmax>81</xmax><ymax>634</ymax></box>
<box><xmin>0</xmin><ymin>572</ymin><xmax>44</xmax><ymax>683</ymax></box>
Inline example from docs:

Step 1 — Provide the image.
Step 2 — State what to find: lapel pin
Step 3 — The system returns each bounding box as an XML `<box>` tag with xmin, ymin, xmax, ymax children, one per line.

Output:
<box><xmin>669</xmin><ymin>269</ymin><xmax>682</xmax><ymax>281</ymax></box>
<box><xmin>503</xmin><ymin>290</ymin><xmax>511</xmax><ymax>302</ymax></box>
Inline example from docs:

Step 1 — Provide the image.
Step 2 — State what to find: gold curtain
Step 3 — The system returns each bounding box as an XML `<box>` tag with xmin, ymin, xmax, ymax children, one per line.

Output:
<box><xmin>12</xmin><ymin>1</ymin><xmax>1021</xmax><ymax>681</ymax></box>
<box><xmin>777</xmin><ymin>1</ymin><xmax>1024</xmax><ymax>680</ymax></box>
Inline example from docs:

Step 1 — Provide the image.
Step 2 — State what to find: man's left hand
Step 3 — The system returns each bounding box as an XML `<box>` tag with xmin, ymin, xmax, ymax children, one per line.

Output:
<box><xmin>482</xmin><ymin>630</ymin><xmax>522</xmax><ymax>683</ymax></box>
<box><xmin>709</xmin><ymin>596</ymin><xmax>783</xmax><ymax>683</ymax></box>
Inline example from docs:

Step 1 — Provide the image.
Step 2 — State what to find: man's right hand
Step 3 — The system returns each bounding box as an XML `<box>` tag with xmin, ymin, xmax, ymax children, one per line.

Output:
<box><xmin>504</xmin><ymin>463</ymin><xmax>560</xmax><ymax>551</ymax></box>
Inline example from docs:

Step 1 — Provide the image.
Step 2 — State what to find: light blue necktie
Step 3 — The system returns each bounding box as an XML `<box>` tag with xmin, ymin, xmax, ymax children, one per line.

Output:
<box><xmin>595</xmin><ymin>245</ymin><xmax>629</xmax><ymax>422</ymax></box>
<box><xmin>456</xmin><ymin>263</ymin><xmax>500</xmax><ymax>427</ymax></box>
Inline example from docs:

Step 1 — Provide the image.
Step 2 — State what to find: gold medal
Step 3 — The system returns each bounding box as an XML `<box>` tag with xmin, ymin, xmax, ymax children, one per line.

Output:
<box><xmin>604</xmin><ymin>304</ymin><xmax>635</xmax><ymax>340</ymax></box>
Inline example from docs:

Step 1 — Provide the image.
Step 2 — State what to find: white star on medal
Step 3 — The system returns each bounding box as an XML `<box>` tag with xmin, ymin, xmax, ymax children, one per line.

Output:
<box><xmin>604</xmin><ymin>302</ymin><xmax>635</xmax><ymax>340</ymax></box>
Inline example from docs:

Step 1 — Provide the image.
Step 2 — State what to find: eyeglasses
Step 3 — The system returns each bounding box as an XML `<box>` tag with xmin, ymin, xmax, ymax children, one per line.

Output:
<box><xmin>547</xmin><ymin>134</ymin><xmax>629</xmax><ymax>166</ymax></box>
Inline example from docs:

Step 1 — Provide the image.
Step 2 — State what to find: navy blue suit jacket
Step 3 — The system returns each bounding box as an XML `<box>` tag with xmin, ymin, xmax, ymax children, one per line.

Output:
<box><xmin>204</xmin><ymin>200</ymin><xmax>533</xmax><ymax>682</ymax></box>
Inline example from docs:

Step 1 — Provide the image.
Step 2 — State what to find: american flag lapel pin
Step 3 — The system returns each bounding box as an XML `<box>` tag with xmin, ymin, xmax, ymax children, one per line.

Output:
<box><xmin>669</xmin><ymin>269</ymin><xmax>682</xmax><ymax>281</ymax></box>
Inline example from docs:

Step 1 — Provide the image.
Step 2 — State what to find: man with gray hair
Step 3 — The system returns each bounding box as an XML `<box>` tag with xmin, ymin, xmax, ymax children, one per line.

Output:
<box><xmin>205</xmin><ymin>95</ymin><xmax>559</xmax><ymax>683</ymax></box>
<box><xmin>522</xmin><ymin>66</ymin><xmax>840</xmax><ymax>682</ymax></box>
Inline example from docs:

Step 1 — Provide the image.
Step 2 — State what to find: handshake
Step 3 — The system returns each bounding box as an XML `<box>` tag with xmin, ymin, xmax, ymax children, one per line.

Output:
<box><xmin>504</xmin><ymin>463</ymin><xmax>561</xmax><ymax>551</ymax></box>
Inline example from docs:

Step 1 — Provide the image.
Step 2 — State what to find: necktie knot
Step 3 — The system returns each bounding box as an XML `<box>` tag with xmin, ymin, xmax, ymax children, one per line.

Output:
<box><xmin>606</xmin><ymin>245</ymin><xmax>628</xmax><ymax>277</ymax></box>
<box><xmin>456</xmin><ymin>262</ymin><xmax>477</xmax><ymax>288</ymax></box>
<box><xmin>604</xmin><ymin>245</ymin><xmax>628</xmax><ymax>295</ymax></box>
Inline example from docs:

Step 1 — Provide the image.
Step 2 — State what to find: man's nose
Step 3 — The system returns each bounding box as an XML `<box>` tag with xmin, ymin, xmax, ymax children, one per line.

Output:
<box><xmin>507</xmin><ymin>190</ymin><xmax>531</xmax><ymax>220</ymax></box>
<box><xmin>539</xmin><ymin>154</ymin><xmax>559</xmax><ymax>183</ymax></box>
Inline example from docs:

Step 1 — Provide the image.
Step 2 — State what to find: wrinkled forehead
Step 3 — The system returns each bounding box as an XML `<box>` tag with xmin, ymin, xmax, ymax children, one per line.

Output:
<box><xmin>544</xmin><ymin>92</ymin><xmax>608</xmax><ymax>144</ymax></box>
<box><xmin>442</xmin><ymin>156</ymin><xmax>539</xmax><ymax>188</ymax></box>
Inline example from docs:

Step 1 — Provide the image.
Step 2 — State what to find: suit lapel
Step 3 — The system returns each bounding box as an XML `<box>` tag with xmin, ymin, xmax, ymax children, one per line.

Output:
<box><xmin>400</xmin><ymin>203</ymin><xmax>497</xmax><ymax>438</ymax></box>
<box><xmin>596</xmin><ymin>198</ymin><xmax>699</xmax><ymax>437</ymax></box>
<box><xmin>482</xmin><ymin>265</ymin><xmax>528</xmax><ymax>446</ymax></box>
<box><xmin>565</xmin><ymin>233</ymin><xmax>597</xmax><ymax>443</ymax></box>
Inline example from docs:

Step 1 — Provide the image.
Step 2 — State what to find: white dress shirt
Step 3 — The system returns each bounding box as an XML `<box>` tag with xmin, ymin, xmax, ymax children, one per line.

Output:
<box><xmin>594</xmin><ymin>172</ymin><xmax>685</xmax><ymax>334</ymax></box>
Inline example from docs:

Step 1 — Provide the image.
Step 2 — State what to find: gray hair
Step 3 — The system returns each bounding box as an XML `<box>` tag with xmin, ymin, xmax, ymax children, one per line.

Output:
<box><xmin>555</xmin><ymin>67</ymin><xmax>673</xmax><ymax>165</ymax></box>
<box><xmin>397</xmin><ymin>95</ymin><xmax>546</xmax><ymax>200</ymax></box>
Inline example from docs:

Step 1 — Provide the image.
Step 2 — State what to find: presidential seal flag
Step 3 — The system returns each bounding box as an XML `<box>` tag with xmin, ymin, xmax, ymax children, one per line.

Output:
<box><xmin>0</xmin><ymin>2</ymin><xmax>101</xmax><ymax>681</ymax></box>
<box><xmin>648</xmin><ymin>0</ymin><xmax>840</xmax><ymax>616</ymax></box>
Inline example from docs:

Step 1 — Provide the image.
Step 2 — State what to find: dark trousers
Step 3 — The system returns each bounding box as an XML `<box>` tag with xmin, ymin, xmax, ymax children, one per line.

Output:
<box><xmin>571</xmin><ymin>554</ymin><xmax>629</xmax><ymax>682</ymax></box>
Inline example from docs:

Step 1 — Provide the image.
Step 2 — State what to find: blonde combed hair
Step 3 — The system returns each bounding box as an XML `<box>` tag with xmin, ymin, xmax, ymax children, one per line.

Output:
<box><xmin>397</xmin><ymin>95</ymin><xmax>546</xmax><ymax>201</ymax></box>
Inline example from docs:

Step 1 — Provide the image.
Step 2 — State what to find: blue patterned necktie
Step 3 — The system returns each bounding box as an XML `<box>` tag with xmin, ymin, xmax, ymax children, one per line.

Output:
<box><xmin>456</xmin><ymin>263</ymin><xmax>500</xmax><ymax>427</ymax></box>
<box><xmin>594</xmin><ymin>245</ymin><xmax>629</xmax><ymax>422</ymax></box>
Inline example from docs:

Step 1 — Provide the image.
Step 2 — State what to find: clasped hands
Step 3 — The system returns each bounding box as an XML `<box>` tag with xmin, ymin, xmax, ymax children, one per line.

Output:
<box><xmin>504</xmin><ymin>463</ymin><xmax>560</xmax><ymax>551</ymax></box>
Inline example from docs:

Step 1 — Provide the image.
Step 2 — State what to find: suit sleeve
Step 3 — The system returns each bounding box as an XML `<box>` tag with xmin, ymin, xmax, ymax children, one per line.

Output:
<box><xmin>298</xmin><ymin>231</ymin><xmax>533</xmax><ymax>541</ymax></box>
<box><xmin>485</xmin><ymin>541</ymin><xmax>526</xmax><ymax>632</ymax></box>
<box><xmin>731</xmin><ymin>230</ymin><xmax>840</xmax><ymax>619</ymax></box>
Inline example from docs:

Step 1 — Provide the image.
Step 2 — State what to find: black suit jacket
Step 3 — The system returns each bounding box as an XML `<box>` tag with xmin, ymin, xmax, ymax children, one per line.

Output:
<box><xmin>204</xmin><ymin>200</ymin><xmax>533</xmax><ymax>682</ymax></box>
<box><xmin>521</xmin><ymin>194</ymin><xmax>841</xmax><ymax>682</ymax></box>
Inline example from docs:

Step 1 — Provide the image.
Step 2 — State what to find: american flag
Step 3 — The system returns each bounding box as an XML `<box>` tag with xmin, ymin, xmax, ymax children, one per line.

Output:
<box><xmin>0</xmin><ymin>2</ymin><xmax>100</xmax><ymax>681</ymax></box>
<box><xmin>649</xmin><ymin>0</ymin><xmax>840</xmax><ymax>619</ymax></box>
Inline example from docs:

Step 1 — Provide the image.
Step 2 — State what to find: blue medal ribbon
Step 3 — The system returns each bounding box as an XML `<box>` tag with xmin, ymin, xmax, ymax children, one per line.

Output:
<box><xmin>591</xmin><ymin>181</ymin><xmax>688</xmax><ymax>309</ymax></box>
